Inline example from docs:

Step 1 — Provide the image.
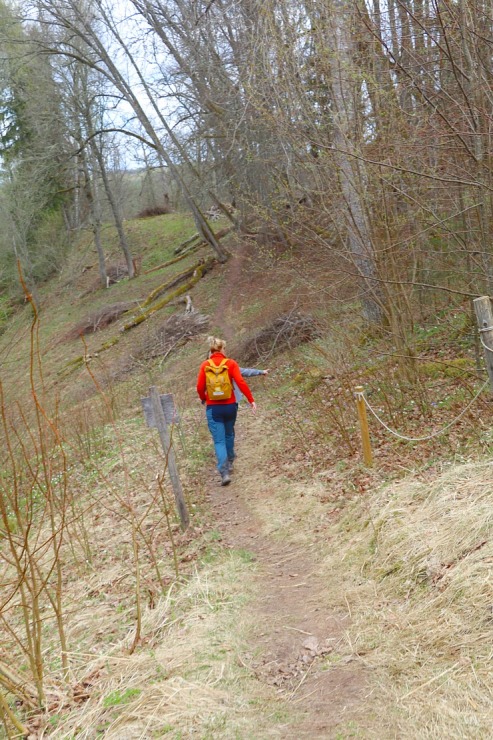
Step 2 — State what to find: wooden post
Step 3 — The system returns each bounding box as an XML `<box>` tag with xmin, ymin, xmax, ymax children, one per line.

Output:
<box><xmin>473</xmin><ymin>296</ymin><xmax>493</xmax><ymax>393</ymax></box>
<box><xmin>149</xmin><ymin>386</ymin><xmax>189</xmax><ymax>530</ymax></box>
<box><xmin>355</xmin><ymin>385</ymin><xmax>373</xmax><ymax>468</ymax></box>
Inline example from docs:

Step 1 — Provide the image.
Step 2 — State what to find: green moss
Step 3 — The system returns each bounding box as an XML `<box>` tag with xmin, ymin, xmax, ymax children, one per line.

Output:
<box><xmin>59</xmin><ymin>355</ymin><xmax>84</xmax><ymax>375</ymax></box>
<box><xmin>234</xmin><ymin>548</ymin><xmax>256</xmax><ymax>564</ymax></box>
<box><xmin>293</xmin><ymin>367</ymin><xmax>324</xmax><ymax>391</ymax></box>
<box><xmin>141</xmin><ymin>259</ymin><xmax>207</xmax><ymax>308</ymax></box>
<box><xmin>101</xmin><ymin>336</ymin><xmax>120</xmax><ymax>350</ymax></box>
<box><xmin>418</xmin><ymin>358</ymin><xmax>473</xmax><ymax>379</ymax></box>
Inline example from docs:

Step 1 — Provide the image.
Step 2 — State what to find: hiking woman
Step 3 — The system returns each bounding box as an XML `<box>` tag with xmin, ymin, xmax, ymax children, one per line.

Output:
<box><xmin>196</xmin><ymin>336</ymin><xmax>256</xmax><ymax>486</ymax></box>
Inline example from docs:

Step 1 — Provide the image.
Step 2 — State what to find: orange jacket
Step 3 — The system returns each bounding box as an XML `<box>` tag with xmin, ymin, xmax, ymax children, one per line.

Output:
<box><xmin>197</xmin><ymin>352</ymin><xmax>254</xmax><ymax>405</ymax></box>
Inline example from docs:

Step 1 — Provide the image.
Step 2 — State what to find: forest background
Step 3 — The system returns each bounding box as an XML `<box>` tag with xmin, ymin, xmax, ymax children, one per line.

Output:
<box><xmin>1</xmin><ymin>0</ymin><xmax>493</xmax><ymax>737</ymax></box>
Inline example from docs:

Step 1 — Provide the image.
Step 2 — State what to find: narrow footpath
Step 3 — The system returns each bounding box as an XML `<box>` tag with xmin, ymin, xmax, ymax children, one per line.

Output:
<box><xmin>205</xmin><ymin>411</ymin><xmax>368</xmax><ymax>738</ymax></box>
<box><xmin>202</xmin><ymin>241</ymin><xmax>369</xmax><ymax>737</ymax></box>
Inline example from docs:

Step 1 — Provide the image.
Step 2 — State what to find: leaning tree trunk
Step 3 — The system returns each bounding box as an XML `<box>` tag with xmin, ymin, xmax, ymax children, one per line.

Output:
<box><xmin>89</xmin><ymin>135</ymin><xmax>135</xmax><ymax>278</ymax></box>
<box><xmin>80</xmin><ymin>149</ymin><xmax>107</xmax><ymax>288</ymax></box>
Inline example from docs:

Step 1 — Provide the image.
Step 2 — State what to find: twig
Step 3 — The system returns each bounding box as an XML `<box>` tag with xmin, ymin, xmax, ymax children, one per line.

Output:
<box><xmin>399</xmin><ymin>663</ymin><xmax>461</xmax><ymax>702</ymax></box>
<box><xmin>283</xmin><ymin>626</ymin><xmax>313</xmax><ymax>636</ymax></box>
<box><xmin>290</xmin><ymin>660</ymin><xmax>315</xmax><ymax>698</ymax></box>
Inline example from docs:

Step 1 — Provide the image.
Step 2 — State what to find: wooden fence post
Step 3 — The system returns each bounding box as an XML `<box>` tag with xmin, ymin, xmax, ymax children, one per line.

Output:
<box><xmin>355</xmin><ymin>385</ymin><xmax>373</xmax><ymax>468</ymax></box>
<box><xmin>473</xmin><ymin>296</ymin><xmax>493</xmax><ymax>394</ymax></box>
<box><xmin>149</xmin><ymin>386</ymin><xmax>190</xmax><ymax>530</ymax></box>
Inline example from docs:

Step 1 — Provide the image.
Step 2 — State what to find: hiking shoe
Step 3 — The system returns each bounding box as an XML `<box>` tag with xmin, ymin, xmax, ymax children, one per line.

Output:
<box><xmin>221</xmin><ymin>471</ymin><xmax>231</xmax><ymax>486</ymax></box>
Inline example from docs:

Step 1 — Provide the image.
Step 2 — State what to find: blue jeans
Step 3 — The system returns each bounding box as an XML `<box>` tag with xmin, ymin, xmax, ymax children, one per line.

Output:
<box><xmin>206</xmin><ymin>403</ymin><xmax>238</xmax><ymax>473</ymax></box>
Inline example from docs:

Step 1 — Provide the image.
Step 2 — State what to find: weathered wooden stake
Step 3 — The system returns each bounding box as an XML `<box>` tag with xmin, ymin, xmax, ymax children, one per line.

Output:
<box><xmin>355</xmin><ymin>385</ymin><xmax>373</xmax><ymax>468</ymax></box>
<box><xmin>473</xmin><ymin>296</ymin><xmax>493</xmax><ymax>393</ymax></box>
<box><xmin>149</xmin><ymin>386</ymin><xmax>189</xmax><ymax>530</ymax></box>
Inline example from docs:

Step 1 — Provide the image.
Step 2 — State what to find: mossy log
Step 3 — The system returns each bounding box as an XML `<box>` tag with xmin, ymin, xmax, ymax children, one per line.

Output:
<box><xmin>142</xmin><ymin>244</ymin><xmax>201</xmax><ymax>276</ymax></box>
<box><xmin>174</xmin><ymin>226</ymin><xmax>233</xmax><ymax>255</ymax></box>
<box><xmin>207</xmin><ymin>225</ymin><xmax>233</xmax><ymax>243</ymax></box>
<box><xmin>140</xmin><ymin>259</ymin><xmax>207</xmax><ymax>309</ymax></box>
<box><xmin>174</xmin><ymin>232</ymin><xmax>201</xmax><ymax>254</ymax></box>
<box><xmin>59</xmin><ymin>356</ymin><xmax>85</xmax><ymax>376</ymax></box>
<box><xmin>59</xmin><ymin>355</ymin><xmax>90</xmax><ymax>378</ymax></box>
<box><xmin>59</xmin><ymin>336</ymin><xmax>121</xmax><ymax>377</ymax></box>
<box><xmin>121</xmin><ymin>258</ymin><xmax>215</xmax><ymax>332</ymax></box>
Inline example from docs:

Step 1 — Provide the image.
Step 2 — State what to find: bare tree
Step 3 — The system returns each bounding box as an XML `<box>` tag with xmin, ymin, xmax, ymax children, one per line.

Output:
<box><xmin>27</xmin><ymin>0</ymin><xmax>229</xmax><ymax>261</ymax></box>
<box><xmin>13</xmin><ymin>0</ymin><xmax>493</xmax><ymax>330</ymax></box>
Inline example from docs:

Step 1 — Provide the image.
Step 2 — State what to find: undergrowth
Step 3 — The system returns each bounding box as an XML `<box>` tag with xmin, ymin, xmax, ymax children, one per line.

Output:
<box><xmin>327</xmin><ymin>461</ymin><xmax>493</xmax><ymax>736</ymax></box>
<box><xmin>1</xmin><ymin>210</ymin><xmax>493</xmax><ymax>737</ymax></box>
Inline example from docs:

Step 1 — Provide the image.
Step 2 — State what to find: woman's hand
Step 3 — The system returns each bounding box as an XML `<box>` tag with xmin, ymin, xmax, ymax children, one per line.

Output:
<box><xmin>250</xmin><ymin>402</ymin><xmax>257</xmax><ymax>414</ymax></box>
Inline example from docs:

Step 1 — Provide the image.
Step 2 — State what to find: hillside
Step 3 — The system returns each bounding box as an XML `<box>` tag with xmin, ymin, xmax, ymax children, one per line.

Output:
<box><xmin>1</xmin><ymin>213</ymin><xmax>493</xmax><ymax>739</ymax></box>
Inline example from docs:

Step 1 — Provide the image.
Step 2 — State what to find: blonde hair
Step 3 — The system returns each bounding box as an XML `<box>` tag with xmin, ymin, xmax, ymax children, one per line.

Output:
<box><xmin>208</xmin><ymin>335</ymin><xmax>226</xmax><ymax>353</ymax></box>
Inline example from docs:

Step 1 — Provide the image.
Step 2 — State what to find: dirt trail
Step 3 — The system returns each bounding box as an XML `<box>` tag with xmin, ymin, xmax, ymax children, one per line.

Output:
<box><xmin>203</xmin><ymin>242</ymin><xmax>368</xmax><ymax>736</ymax></box>
<box><xmin>205</xmin><ymin>414</ymin><xmax>367</xmax><ymax>737</ymax></box>
<box><xmin>212</xmin><ymin>237</ymin><xmax>253</xmax><ymax>341</ymax></box>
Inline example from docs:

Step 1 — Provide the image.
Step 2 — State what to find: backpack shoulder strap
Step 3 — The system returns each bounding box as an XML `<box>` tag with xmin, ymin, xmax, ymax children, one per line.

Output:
<box><xmin>207</xmin><ymin>358</ymin><xmax>229</xmax><ymax>370</ymax></box>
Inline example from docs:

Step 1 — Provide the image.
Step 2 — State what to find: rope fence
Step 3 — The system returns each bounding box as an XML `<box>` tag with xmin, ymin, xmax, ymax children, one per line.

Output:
<box><xmin>352</xmin><ymin>312</ymin><xmax>493</xmax><ymax>467</ymax></box>
<box><xmin>355</xmin><ymin>381</ymin><xmax>489</xmax><ymax>444</ymax></box>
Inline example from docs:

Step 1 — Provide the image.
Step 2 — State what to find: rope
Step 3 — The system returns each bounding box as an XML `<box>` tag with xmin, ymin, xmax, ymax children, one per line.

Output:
<box><xmin>478</xmin><ymin>326</ymin><xmax>493</xmax><ymax>352</ymax></box>
<box><xmin>356</xmin><ymin>381</ymin><xmax>489</xmax><ymax>442</ymax></box>
<box><xmin>480</xmin><ymin>335</ymin><xmax>493</xmax><ymax>353</ymax></box>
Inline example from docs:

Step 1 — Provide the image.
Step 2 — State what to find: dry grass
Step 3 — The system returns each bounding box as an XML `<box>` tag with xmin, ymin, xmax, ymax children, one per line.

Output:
<box><xmin>48</xmin><ymin>558</ymin><xmax>276</xmax><ymax>739</ymax></box>
<box><xmin>227</xmin><ymin>397</ymin><xmax>493</xmax><ymax>737</ymax></box>
<box><xmin>4</xmin><ymin>209</ymin><xmax>493</xmax><ymax>738</ymax></box>
<box><xmin>328</xmin><ymin>460</ymin><xmax>493</xmax><ymax>737</ymax></box>
<box><xmin>0</xmin><ymin>409</ymin><xmax>290</xmax><ymax>738</ymax></box>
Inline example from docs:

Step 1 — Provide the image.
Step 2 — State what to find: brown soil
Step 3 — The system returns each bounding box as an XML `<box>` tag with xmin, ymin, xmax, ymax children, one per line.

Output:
<box><xmin>205</xmin><ymin>412</ymin><xmax>367</xmax><ymax>738</ymax></box>
<box><xmin>213</xmin><ymin>238</ymin><xmax>254</xmax><ymax>342</ymax></box>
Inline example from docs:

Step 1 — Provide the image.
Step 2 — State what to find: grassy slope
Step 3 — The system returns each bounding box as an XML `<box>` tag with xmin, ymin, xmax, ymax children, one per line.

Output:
<box><xmin>1</xmin><ymin>213</ymin><xmax>493</xmax><ymax>737</ymax></box>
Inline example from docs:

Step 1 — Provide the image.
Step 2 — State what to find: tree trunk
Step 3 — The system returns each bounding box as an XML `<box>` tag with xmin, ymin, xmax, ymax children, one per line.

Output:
<box><xmin>329</xmin><ymin>0</ymin><xmax>384</xmax><ymax>324</ymax></box>
<box><xmin>90</xmin><ymin>137</ymin><xmax>135</xmax><ymax>278</ymax></box>
<box><xmin>80</xmin><ymin>148</ymin><xmax>106</xmax><ymax>288</ymax></box>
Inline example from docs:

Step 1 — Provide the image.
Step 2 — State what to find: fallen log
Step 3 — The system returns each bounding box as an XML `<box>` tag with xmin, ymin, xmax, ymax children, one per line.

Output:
<box><xmin>121</xmin><ymin>258</ymin><xmax>216</xmax><ymax>332</ymax></box>
<box><xmin>58</xmin><ymin>336</ymin><xmax>120</xmax><ymax>377</ymax></box>
<box><xmin>173</xmin><ymin>232</ymin><xmax>201</xmax><ymax>255</ymax></box>
<box><xmin>206</xmin><ymin>225</ymin><xmax>233</xmax><ymax>244</ymax></box>
<box><xmin>174</xmin><ymin>226</ymin><xmax>233</xmax><ymax>255</ymax></box>
<box><xmin>140</xmin><ymin>259</ymin><xmax>207</xmax><ymax>309</ymax></box>
<box><xmin>142</xmin><ymin>243</ymin><xmax>201</xmax><ymax>275</ymax></box>
<box><xmin>61</xmin><ymin>302</ymin><xmax>138</xmax><ymax>341</ymax></box>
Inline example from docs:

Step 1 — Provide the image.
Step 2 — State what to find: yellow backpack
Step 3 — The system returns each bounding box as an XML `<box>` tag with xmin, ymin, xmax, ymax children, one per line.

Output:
<box><xmin>205</xmin><ymin>359</ymin><xmax>233</xmax><ymax>400</ymax></box>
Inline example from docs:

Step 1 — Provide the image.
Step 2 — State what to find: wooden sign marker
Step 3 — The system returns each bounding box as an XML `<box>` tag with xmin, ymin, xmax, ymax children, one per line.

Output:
<box><xmin>142</xmin><ymin>387</ymin><xmax>189</xmax><ymax>530</ymax></box>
